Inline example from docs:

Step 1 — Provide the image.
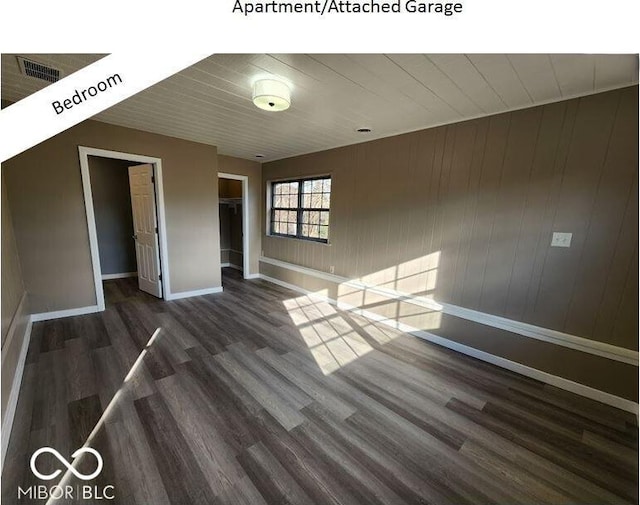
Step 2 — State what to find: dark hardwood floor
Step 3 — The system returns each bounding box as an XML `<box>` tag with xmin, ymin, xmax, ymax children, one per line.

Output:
<box><xmin>2</xmin><ymin>268</ymin><xmax>638</xmax><ymax>504</ymax></box>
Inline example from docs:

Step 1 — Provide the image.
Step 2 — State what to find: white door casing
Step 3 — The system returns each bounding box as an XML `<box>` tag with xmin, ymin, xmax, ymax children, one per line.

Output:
<box><xmin>128</xmin><ymin>164</ymin><xmax>162</xmax><ymax>298</ymax></box>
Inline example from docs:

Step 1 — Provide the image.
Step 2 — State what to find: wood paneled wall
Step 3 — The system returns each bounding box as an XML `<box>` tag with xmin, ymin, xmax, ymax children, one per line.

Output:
<box><xmin>262</xmin><ymin>86</ymin><xmax>638</xmax><ymax>350</ymax></box>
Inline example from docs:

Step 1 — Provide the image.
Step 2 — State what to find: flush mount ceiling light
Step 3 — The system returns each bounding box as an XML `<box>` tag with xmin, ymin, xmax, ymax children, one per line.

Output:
<box><xmin>252</xmin><ymin>79</ymin><xmax>291</xmax><ymax>112</ymax></box>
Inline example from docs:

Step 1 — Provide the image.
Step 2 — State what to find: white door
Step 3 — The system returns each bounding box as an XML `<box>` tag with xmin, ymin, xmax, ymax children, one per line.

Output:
<box><xmin>128</xmin><ymin>164</ymin><xmax>162</xmax><ymax>298</ymax></box>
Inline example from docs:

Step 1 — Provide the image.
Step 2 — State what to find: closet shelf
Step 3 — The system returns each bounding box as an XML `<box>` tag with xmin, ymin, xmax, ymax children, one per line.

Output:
<box><xmin>219</xmin><ymin>198</ymin><xmax>243</xmax><ymax>205</ymax></box>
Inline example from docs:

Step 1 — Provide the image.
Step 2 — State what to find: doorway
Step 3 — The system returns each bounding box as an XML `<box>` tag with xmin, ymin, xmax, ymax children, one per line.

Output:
<box><xmin>79</xmin><ymin>146</ymin><xmax>171</xmax><ymax>311</ymax></box>
<box><xmin>218</xmin><ymin>173</ymin><xmax>249</xmax><ymax>280</ymax></box>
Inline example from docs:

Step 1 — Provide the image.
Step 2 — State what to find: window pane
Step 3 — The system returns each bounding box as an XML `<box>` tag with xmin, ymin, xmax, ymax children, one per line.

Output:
<box><xmin>271</xmin><ymin>178</ymin><xmax>329</xmax><ymax>242</ymax></box>
<box><xmin>303</xmin><ymin>180</ymin><xmax>313</xmax><ymax>193</ymax></box>
<box><xmin>302</xmin><ymin>211</ymin><xmax>320</xmax><ymax>225</ymax></box>
<box><xmin>312</xmin><ymin>193</ymin><xmax>323</xmax><ymax>209</ymax></box>
<box><xmin>311</xmin><ymin>179</ymin><xmax>323</xmax><ymax>192</ymax></box>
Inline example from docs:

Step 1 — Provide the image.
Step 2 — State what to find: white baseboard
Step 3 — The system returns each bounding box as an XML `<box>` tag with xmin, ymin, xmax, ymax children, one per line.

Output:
<box><xmin>245</xmin><ymin>273</ymin><xmax>261</xmax><ymax>280</ymax></box>
<box><xmin>1</xmin><ymin>314</ymin><xmax>33</xmax><ymax>469</ymax></box>
<box><xmin>345</xmin><ymin>304</ymin><xmax>638</xmax><ymax>415</ymax></box>
<box><xmin>259</xmin><ymin>256</ymin><xmax>637</xmax><ymax>366</ymax></box>
<box><xmin>31</xmin><ymin>305</ymin><xmax>100</xmax><ymax>322</ymax></box>
<box><xmin>101</xmin><ymin>272</ymin><xmax>137</xmax><ymax>280</ymax></box>
<box><xmin>166</xmin><ymin>286</ymin><xmax>223</xmax><ymax>300</ymax></box>
<box><xmin>221</xmin><ymin>262</ymin><xmax>231</xmax><ymax>267</ymax></box>
<box><xmin>259</xmin><ymin>273</ymin><xmax>638</xmax><ymax>415</ymax></box>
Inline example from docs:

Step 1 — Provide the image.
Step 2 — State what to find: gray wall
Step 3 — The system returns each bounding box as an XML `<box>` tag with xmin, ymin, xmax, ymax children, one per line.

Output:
<box><xmin>88</xmin><ymin>156</ymin><xmax>137</xmax><ymax>275</ymax></box>
<box><xmin>219</xmin><ymin>204</ymin><xmax>231</xmax><ymax>251</ymax></box>
<box><xmin>229</xmin><ymin>203</ymin><xmax>243</xmax><ymax>268</ymax></box>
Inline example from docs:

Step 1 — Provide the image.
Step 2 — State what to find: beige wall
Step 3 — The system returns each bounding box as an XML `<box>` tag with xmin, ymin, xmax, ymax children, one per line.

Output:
<box><xmin>1</xmin><ymin>170</ymin><xmax>29</xmax><ymax>421</ymax></box>
<box><xmin>218</xmin><ymin>155</ymin><xmax>261</xmax><ymax>276</ymax></box>
<box><xmin>262</xmin><ymin>86</ymin><xmax>638</xmax><ymax>351</ymax></box>
<box><xmin>3</xmin><ymin>119</ymin><xmax>221</xmax><ymax>312</ymax></box>
<box><xmin>260</xmin><ymin>87</ymin><xmax>638</xmax><ymax>401</ymax></box>
<box><xmin>1</xmin><ymin>172</ymin><xmax>25</xmax><ymax>343</ymax></box>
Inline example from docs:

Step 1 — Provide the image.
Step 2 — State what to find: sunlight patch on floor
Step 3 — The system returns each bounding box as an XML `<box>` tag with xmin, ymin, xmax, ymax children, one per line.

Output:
<box><xmin>284</xmin><ymin>295</ymin><xmax>375</xmax><ymax>374</ymax></box>
<box><xmin>282</xmin><ymin>251</ymin><xmax>443</xmax><ymax>375</ymax></box>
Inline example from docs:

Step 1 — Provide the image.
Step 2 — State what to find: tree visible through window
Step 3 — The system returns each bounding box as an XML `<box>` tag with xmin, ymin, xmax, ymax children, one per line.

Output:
<box><xmin>271</xmin><ymin>176</ymin><xmax>331</xmax><ymax>242</ymax></box>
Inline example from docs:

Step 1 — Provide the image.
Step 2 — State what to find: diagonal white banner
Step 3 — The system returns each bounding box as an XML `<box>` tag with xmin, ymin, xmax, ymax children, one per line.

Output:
<box><xmin>0</xmin><ymin>51</ymin><xmax>212</xmax><ymax>163</ymax></box>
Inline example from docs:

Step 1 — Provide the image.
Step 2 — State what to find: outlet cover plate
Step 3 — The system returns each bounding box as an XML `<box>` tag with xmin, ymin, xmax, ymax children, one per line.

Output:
<box><xmin>551</xmin><ymin>232</ymin><xmax>572</xmax><ymax>248</ymax></box>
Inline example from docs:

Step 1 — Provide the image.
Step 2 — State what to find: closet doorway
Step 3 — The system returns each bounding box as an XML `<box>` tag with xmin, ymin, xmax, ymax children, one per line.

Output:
<box><xmin>218</xmin><ymin>173</ymin><xmax>249</xmax><ymax>279</ymax></box>
<box><xmin>79</xmin><ymin>146</ymin><xmax>170</xmax><ymax>311</ymax></box>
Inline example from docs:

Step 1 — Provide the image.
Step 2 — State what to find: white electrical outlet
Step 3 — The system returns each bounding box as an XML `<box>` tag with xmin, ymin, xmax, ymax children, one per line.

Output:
<box><xmin>551</xmin><ymin>232</ymin><xmax>572</xmax><ymax>248</ymax></box>
<box><xmin>329</xmin><ymin>265</ymin><xmax>335</xmax><ymax>274</ymax></box>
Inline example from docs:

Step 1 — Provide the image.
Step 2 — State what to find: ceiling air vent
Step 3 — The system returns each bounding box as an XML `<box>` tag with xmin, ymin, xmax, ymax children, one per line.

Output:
<box><xmin>16</xmin><ymin>56</ymin><xmax>62</xmax><ymax>83</ymax></box>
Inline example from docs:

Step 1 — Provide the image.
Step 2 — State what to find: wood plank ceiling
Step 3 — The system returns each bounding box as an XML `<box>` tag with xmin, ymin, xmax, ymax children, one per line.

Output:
<box><xmin>1</xmin><ymin>54</ymin><xmax>638</xmax><ymax>161</ymax></box>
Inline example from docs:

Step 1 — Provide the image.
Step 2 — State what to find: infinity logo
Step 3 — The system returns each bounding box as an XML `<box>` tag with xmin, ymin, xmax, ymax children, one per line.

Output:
<box><xmin>30</xmin><ymin>447</ymin><xmax>103</xmax><ymax>481</ymax></box>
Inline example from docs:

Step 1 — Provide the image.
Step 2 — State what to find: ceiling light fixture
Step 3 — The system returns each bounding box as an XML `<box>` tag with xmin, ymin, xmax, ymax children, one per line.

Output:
<box><xmin>356</xmin><ymin>127</ymin><xmax>372</xmax><ymax>133</ymax></box>
<box><xmin>252</xmin><ymin>79</ymin><xmax>291</xmax><ymax>112</ymax></box>
<box><xmin>255</xmin><ymin>154</ymin><xmax>265</xmax><ymax>158</ymax></box>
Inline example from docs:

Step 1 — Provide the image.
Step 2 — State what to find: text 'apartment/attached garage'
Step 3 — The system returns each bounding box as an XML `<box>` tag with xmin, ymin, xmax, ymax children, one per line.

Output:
<box><xmin>1</xmin><ymin>54</ymin><xmax>638</xmax><ymax>504</ymax></box>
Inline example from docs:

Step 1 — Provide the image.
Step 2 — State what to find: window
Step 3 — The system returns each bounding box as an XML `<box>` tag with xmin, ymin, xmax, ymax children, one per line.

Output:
<box><xmin>270</xmin><ymin>176</ymin><xmax>331</xmax><ymax>242</ymax></box>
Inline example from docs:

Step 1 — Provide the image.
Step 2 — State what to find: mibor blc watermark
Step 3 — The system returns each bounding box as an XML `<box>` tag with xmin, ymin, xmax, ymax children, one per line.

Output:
<box><xmin>17</xmin><ymin>447</ymin><xmax>115</xmax><ymax>501</ymax></box>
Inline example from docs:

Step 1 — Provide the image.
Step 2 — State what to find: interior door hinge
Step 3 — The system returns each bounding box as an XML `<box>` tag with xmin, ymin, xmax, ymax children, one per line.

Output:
<box><xmin>151</xmin><ymin>175</ymin><xmax>155</xmax><ymax>184</ymax></box>
<box><xmin>159</xmin><ymin>273</ymin><xmax>162</xmax><ymax>281</ymax></box>
<box><xmin>155</xmin><ymin>226</ymin><xmax>158</xmax><ymax>234</ymax></box>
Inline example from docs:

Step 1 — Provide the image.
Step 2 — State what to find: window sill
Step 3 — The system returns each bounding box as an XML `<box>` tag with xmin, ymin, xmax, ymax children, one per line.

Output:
<box><xmin>265</xmin><ymin>234</ymin><xmax>332</xmax><ymax>246</ymax></box>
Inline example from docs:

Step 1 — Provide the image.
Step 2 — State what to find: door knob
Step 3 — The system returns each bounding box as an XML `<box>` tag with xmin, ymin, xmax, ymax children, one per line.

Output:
<box><xmin>132</xmin><ymin>234</ymin><xmax>138</xmax><ymax>240</ymax></box>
